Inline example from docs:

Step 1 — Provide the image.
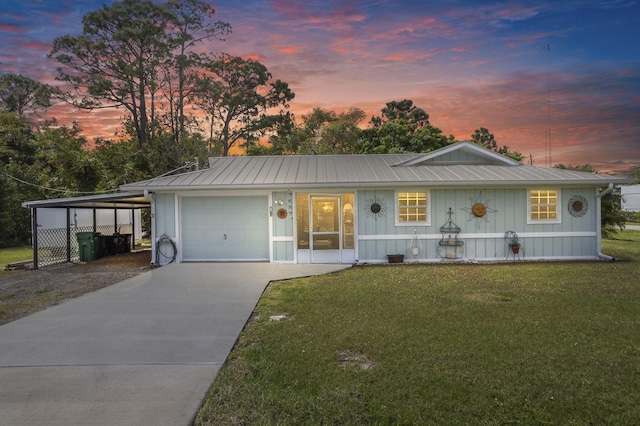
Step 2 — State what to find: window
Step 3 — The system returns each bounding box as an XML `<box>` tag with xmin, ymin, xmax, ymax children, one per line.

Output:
<box><xmin>529</xmin><ymin>189</ymin><xmax>560</xmax><ymax>223</ymax></box>
<box><xmin>396</xmin><ymin>191</ymin><xmax>430</xmax><ymax>225</ymax></box>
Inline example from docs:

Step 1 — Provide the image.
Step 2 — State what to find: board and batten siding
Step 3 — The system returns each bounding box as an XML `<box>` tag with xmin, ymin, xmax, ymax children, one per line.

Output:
<box><xmin>154</xmin><ymin>193</ymin><xmax>177</xmax><ymax>239</ymax></box>
<box><xmin>357</xmin><ymin>187</ymin><xmax>597</xmax><ymax>262</ymax></box>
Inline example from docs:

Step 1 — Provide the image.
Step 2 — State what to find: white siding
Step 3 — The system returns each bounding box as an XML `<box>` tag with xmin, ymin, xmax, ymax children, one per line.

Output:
<box><xmin>622</xmin><ymin>185</ymin><xmax>640</xmax><ymax>212</ymax></box>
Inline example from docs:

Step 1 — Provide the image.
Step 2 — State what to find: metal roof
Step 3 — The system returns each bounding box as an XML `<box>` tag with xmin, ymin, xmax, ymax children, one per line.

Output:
<box><xmin>120</xmin><ymin>154</ymin><xmax>631</xmax><ymax>191</ymax></box>
<box><xmin>22</xmin><ymin>192</ymin><xmax>150</xmax><ymax>209</ymax></box>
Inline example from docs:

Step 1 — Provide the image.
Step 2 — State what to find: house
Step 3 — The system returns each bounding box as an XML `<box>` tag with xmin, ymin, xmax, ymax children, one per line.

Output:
<box><xmin>119</xmin><ymin>141</ymin><xmax>632</xmax><ymax>265</ymax></box>
<box><xmin>621</xmin><ymin>184</ymin><xmax>640</xmax><ymax>212</ymax></box>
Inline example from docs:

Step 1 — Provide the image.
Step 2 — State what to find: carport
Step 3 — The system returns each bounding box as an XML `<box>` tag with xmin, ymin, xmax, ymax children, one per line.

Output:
<box><xmin>22</xmin><ymin>192</ymin><xmax>150</xmax><ymax>269</ymax></box>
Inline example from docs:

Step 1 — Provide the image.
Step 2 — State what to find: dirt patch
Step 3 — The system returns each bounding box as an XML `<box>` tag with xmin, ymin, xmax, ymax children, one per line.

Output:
<box><xmin>0</xmin><ymin>250</ymin><xmax>152</xmax><ymax>326</ymax></box>
<box><xmin>337</xmin><ymin>350</ymin><xmax>378</xmax><ymax>371</ymax></box>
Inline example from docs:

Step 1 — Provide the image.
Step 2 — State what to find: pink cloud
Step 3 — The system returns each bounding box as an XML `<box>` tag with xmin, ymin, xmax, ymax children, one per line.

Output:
<box><xmin>278</xmin><ymin>46</ymin><xmax>298</xmax><ymax>54</ymax></box>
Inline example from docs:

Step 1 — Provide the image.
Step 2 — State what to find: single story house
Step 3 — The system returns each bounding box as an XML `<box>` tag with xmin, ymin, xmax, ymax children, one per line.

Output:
<box><xmin>621</xmin><ymin>184</ymin><xmax>640</xmax><ymax>212</ymax></box>
<box><xmin>120</xmin><ymin>141</ymin><xmax>631</xmax><ymax>265</ymax></box>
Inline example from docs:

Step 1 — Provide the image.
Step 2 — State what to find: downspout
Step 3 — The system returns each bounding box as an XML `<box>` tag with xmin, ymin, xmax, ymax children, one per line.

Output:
<box><xmin>596</xmin><ymin>183</ymin><xmax>614</xmax><ymax>261</ymax></box>
<box><xmin>144</xmin><ymin>190</ymin><xmax>156</xmax><ymax>265</ymax></box>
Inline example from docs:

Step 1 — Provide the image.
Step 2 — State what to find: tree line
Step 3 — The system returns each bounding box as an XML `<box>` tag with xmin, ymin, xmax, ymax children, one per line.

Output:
<box><xmin>1</xmin><ymin>0</ymin><xmax>634</xmax><ymax>247</ymax></box>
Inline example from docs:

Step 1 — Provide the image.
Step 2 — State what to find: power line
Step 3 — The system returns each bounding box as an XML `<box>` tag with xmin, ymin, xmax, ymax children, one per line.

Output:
<box><xmin>0</xmin><ymin>169</ymin><xmax>120</xmax><ymax>195</ymax></box>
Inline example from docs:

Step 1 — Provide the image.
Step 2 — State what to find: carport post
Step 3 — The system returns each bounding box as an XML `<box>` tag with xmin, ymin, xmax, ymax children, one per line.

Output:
<box><xmin>32</xmin><ymin>208</ymin><xmax>39</xmax><ymax>270</ymax></box>
<box><xmin>66</xmin><ymin>207</ymin><xmax>71</xmax><ymax>263</ymax></box>
<box><xmin>131</xmin><ymin>208</ymin><xmax>135</xmax><ymax>250</ymax></box>
<box><xmin>93</xmin><ymin>209</ymin><xmax>97</xmax><ymax>233</ymax></box>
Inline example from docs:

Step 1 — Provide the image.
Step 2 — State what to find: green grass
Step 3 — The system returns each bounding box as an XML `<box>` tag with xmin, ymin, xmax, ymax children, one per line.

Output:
<box><xmin>0</xmin><ymin>246</ymin><xmax>32</xmax><ymax>272</ymax></box>
<box><xmin>196</xmin><ymin>231</ymin><xmax>640</xmax><ymax>425</ymax></box>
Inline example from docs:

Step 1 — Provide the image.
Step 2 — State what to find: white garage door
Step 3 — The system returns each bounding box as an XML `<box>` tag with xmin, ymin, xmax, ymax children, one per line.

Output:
<box><xmin>182</xmin><ymin>196</ymin><xmax>269</xmax><ymax>261</ymax></box>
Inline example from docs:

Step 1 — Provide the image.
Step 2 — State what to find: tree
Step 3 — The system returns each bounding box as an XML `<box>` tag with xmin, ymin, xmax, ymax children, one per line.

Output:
<box><xmin>601</xmin><ymin>191</ymin><xmax>626</xmax><ymax>238</ymax></box>
<box><xmin>0</xmin><ymin>112</ymin><xmax>41</xmax><ymax>246</ymax></box>
<box><xmin>159</xmin><ymin>0</ymin><xmax>231</xmax><ymax>163</ymax></box>
<box><xmin>553</xmin><ymin>164</ymin><xmax>597</xmax><ymax>173</ymax></box>
<box><xmin>359</xmin><ymin>120</ymin><xmax>454</xmax><ymax>154</ymax></box>
<box><xmin>30</xmin><ymin>122</ymin><xmax>101</xmax><ymax>193</ymax></box>
<box><xmin>0</xmin><ymin>111</ymin><xmax>35</xmax><ymax>165</ymax></box>
<box><xmin>471</xmin><ymin>127</ymin><xmax>497</xmax><ymax>151</ymax></box>
<box><xmin>0</xmin><ymin>73</ymin><xmax>55</xmax><ymax>117</ymax></box>
<box><xmin>194</xmin><ymin>54</ymin><xmax>294</xmax><ymax>156</ymax></box>
<box><xmin>50</xmin><ymin>0</ymin><xmax>232</xmax><ymax>164</ymax></box>
<box><xmin>371</xmin><ymin>99</ymin><xmax>429</xmax><ymax>128</ymax></box>
<box><xmin>288</xmin><ymin>107</ymin><xmax>365</xmax><ymax>155</ymax></box>
<box><xmin>471</xmin><ymin>127</ymin><xmax>524</xmax><ymax>162</ymax></box>
<box><xmin>359</xmin><ymin>101</ymin><xmax>453</xmax><ymax>154</ymax></box>
<box><xmin>50</xmin><ymin>0</ymin><xmax>179</xmax><ymax>153</ymax></box>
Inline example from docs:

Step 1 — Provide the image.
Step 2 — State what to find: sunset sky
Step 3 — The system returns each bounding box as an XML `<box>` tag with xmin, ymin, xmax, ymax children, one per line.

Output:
<box><xmin>1</xmin><ymin>0</ymin><xmax>638</xmax><ymax>175</ymax></box>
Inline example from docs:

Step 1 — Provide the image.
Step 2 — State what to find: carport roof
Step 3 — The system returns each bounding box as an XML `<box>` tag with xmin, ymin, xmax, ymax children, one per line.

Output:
<box><xmin>22</xmin><ymin>192</ymin><xmax>150</xmax><ymax>209</ymax></box>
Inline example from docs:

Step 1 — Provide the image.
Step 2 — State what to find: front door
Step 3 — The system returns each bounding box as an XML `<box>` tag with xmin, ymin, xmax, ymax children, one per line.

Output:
<box><xmin>310</xmin><ymin>196</ymin><xmax>341</xmax><ymax>263</ymax></box>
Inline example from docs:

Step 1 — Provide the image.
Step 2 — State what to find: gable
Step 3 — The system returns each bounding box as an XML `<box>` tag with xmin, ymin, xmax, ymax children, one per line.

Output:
<box><xmin>394</xmin><ymin>141</ymin><xmax>521</xmax><ymax>167</ymax></box>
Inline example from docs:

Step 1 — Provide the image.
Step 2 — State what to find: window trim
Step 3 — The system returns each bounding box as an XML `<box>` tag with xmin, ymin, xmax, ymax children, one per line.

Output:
<box><xmin>527</xmin><ymin>188</ymin><xmax>561</xmax><ymax>224</ymax></box>
<box><xmin>395</xmin><ymin>189</ymin><xmax>431</xmax><ymax>226</ymax></box>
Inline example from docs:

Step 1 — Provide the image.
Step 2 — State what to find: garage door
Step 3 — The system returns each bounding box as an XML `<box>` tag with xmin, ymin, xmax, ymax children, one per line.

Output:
<box><xmin>182</xmin><ymin>196</ymin><xmax>269</xmax><ymax>261</ymax></box>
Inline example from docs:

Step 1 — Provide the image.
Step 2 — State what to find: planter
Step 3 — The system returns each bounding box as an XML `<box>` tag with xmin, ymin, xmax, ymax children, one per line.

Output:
<box><xmin>510</xmin><ymin>244</ymin><xmax>520</xmax><ymax>254</ymax></box>
<box><xmin>387</xmin><ymin>254</ymin><xmax>404</xmax><ymax>263</ymax></box>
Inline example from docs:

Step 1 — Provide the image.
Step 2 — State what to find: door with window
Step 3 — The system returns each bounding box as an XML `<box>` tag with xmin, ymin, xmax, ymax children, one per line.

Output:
<box><xmin>296</xmin><ymin>194</ymin><xmax>355</xmax><ymax>263</ymax></box>
<box><xmin>310</xmin><ymin>196</ymin><xmax>341</xmax><ymax>263</ymax></box>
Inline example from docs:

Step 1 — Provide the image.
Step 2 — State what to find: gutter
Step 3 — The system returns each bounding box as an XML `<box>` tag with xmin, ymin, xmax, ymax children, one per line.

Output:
<box><xmin>144</xmin><ymin>190</ymin><xmax>157</xmax><ymax>265</ymax></box>
<box><xmin>596</xmin><ymin>183</ymin><xmax>614</xmax><ymax>261</ymax></box>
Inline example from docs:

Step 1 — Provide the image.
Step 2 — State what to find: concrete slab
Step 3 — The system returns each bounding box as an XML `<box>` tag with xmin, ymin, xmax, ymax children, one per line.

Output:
<box><xmin>0</xmin><ymin>262</ymin><xmax>349</xmax><ymax>426</ymax></box>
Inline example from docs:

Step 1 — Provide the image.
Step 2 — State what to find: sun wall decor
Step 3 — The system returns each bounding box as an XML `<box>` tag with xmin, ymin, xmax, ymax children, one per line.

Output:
<box><xmin>365</xmin><ymin>197</ymin><xmax>386</xmax><ymax>220</ymax></box>
<box><xmin>461</xmin><ymin>192</ymin><xmax>498</xmax><ymax>228</ymax></box>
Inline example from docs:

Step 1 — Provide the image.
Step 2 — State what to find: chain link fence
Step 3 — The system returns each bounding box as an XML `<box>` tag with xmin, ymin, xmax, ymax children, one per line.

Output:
<box><xmin>36</xmin><ymin>224</ymin><xmax>133</xmax><ymax>269</ymax></box>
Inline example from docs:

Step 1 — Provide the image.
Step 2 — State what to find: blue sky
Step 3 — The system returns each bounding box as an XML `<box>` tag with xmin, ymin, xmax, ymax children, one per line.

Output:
<box><xmin>1</xmin><ymin>0</ymin><xmax>638</xmax><ymax>174</ymax></box>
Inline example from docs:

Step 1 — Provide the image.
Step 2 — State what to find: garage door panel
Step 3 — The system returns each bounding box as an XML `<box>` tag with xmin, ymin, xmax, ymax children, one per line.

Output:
<box><xmin>182</xmin><ymin>196</ymin><xmax>269</xmax><ymax>261</ymax></box>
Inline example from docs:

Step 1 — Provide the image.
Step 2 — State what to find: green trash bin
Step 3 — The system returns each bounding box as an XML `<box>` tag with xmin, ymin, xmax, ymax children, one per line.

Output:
<box><xmin>77</xmin><ymin>232</ymin><xmax>99</xmax><ymax>262</ymax></box>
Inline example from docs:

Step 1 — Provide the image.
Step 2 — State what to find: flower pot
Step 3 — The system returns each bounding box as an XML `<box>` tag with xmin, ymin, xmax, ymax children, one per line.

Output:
<box><xmin>387</xmin><ymin>254</ymin><xmax>404</xmax><ymax>263</ymax></box>
<box><xmin>510</xmin><ymin>245</ymin><xmax>520</xmax><ymax>254</ymax></box>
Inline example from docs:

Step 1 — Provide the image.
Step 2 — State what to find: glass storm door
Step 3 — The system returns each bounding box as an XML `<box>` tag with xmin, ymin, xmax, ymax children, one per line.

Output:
<box><xmin>310</xmin><ymin>196</ymin><xmax>341</xmax><ymax>263</ymax></box>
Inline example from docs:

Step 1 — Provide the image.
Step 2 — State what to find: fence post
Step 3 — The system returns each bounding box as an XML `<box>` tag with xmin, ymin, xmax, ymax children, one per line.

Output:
<box><xmin>66</xmin><ymin>207</ymin><xmax>71</xmax><ymax>263</ymax></box>
<box><xmin>32</xmin><ymin>208</ymin><xmax>39</xmax><ymax>270</ymax></box>
<box><xmin>131</xmin><ymin>208</ymin><xmax>135</xmax><ymax>251</ymax></box>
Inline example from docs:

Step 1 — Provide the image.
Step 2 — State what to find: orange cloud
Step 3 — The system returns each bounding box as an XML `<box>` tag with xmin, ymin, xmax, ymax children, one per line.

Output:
<box><xmin>278</xmin><ymin>46</ymin><xmax>298</xmax><ymax>54</ymax></box>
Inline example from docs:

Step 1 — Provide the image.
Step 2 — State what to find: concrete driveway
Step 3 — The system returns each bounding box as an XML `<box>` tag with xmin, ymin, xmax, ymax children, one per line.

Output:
<box><xmin>0</xmin><ymin>263</ymin><xmax>349</xmax><ymax>426</ymax></box>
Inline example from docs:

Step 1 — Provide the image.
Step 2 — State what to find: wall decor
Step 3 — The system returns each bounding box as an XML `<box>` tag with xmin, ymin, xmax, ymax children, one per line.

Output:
<box><xmin>461</xmin><ymin>192</ymin><xmax>498</xmax><ymax>228</ymax></box>
<box><xmin>364</xmin><ymin>197</ymin><xmax>386</xmax><ymax>220</ymax></box>
<box><xmin>568</xmin><ymin>195</ymin><xmax>588</xmax><ymax>217</ymax></box>
<box><xmin>277</xmin><ymin>208</ymin><xmax>288</xmax><ymax>219</ymax></box>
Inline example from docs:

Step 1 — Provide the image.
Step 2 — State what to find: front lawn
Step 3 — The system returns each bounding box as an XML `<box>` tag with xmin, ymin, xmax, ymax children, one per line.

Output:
<box><xmin>197</xmin><ymin>233</ymin><xmax>640</xmax><ymax>425</ymax></box>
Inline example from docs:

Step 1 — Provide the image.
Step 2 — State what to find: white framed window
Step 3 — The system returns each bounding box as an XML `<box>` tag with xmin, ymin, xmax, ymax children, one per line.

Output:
<box><xmin>528</xmin><ymin>189</ymin><xmax>561</xmax><ymax>224</ymax></box>
<box><xmin>396</xmin><ymin>190</ymin><xmax>430</xmax><ymax>226</ymax></box>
